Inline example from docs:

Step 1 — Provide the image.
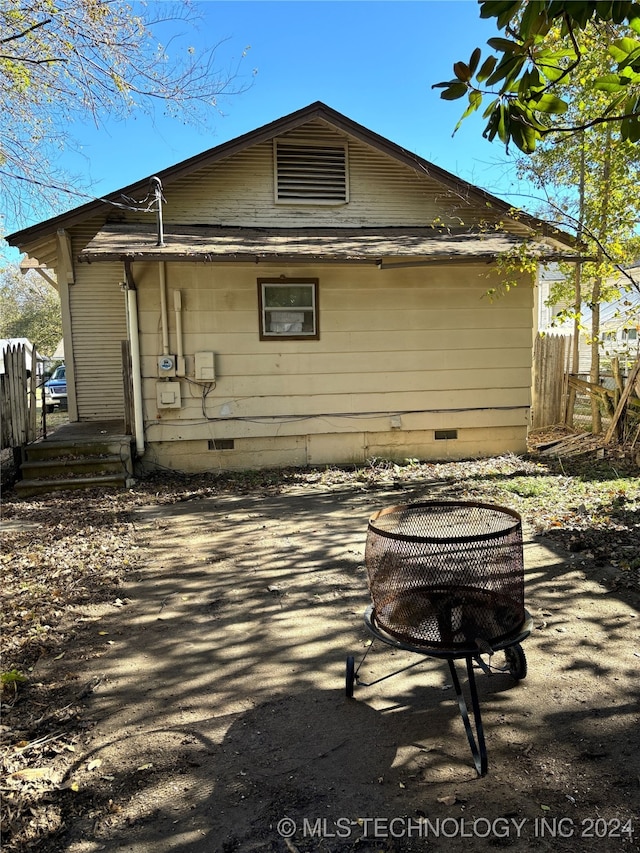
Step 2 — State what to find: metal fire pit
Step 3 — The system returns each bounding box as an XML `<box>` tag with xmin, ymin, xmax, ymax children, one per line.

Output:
<box><xmin>346</xmin><ymin>501</ymin><xmax>533</xmax><ymax>776</ymax></box>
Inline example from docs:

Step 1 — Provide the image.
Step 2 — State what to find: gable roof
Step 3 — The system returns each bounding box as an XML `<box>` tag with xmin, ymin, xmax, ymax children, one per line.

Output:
<box><xmin>7</xmin><ymin>101</ymin><xmax>576</xmax><ymax>252</ymax></box>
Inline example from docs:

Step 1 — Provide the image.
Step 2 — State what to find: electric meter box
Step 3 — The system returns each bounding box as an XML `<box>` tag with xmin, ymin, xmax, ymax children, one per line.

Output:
<box><xmin>157</xmin><ymin>354</ymin><xmax>177</xmax><ymax>377</ymax></box>
<box><xmin>195</xmin><ymin>351</ymin><xmax>216</xmax><ymax>381</ymax></box>
<box><xmin>156</xmin><ymin>380</ymin><xmax>182</xmax><ymax>409</ymax></box>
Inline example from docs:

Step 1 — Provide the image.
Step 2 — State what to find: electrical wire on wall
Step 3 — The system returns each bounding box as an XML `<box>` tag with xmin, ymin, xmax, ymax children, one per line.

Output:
<box><xmin>147</xmin><ymin>403</ymin><xmax>527</xmax><ymax>428</ymax></box>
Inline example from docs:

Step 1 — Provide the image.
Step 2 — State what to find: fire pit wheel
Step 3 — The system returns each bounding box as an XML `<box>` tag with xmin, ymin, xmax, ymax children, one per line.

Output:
<box><xmin>504</xmin><ymin>644</ymin><xmax>527</xmax><ymax>680</ymax></box>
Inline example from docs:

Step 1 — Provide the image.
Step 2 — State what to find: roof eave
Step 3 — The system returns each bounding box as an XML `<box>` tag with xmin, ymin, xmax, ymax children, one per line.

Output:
<box><xmin>77</xmin><ymin>250</ymin><xmax>590</xmax><ymax>265</ymax></box>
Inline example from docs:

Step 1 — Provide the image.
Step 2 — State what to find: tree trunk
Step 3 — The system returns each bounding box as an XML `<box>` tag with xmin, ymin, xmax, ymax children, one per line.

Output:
<box><xmin>566</xmin><ymin>136</ymin><xmax>585</xmax><ymax>428</ymax></box>
<box><xmin>566</xmin><ymin>263</ymin><xmax>582</xmax><ymax>426</ymax></box>
<box><xmin>590</xmin><ymin>281</ymin><xmax>602</xmax><ymax>433</ymax></box>
<box><xmin>590</xmin><ymin>127</ymin><xmax>612</xmax><ymax>435</ymax></box>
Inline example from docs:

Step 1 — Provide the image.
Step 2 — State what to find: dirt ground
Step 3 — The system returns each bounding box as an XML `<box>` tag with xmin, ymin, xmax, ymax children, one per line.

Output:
<box><xmin>2</xmin><ymin>464</ymin><xmax>640</xmax><ymax>853</ymax></box>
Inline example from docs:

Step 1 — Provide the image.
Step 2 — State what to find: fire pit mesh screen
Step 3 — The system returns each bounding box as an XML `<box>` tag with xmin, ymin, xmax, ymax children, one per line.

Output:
<box><xmin>365</xmin><ymin>501</ymin><xmax>525</xmax><ymax>650</ymax></box>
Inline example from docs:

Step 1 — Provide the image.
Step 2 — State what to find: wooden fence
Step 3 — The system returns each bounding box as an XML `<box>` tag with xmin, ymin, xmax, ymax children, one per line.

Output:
<box><xmin>531</xmin><ymin>333</ymin><xmax>570</xmax><ymax>429</ymax></box>
<box><xmin>532</xmin><ymin>332</ymin><xmax>640</xmax><ymax>449</ymax></box>
<box><xmin>1</xmin><ymin>343</ymin><xmax>38</xmax><ymax>452</ymax></box>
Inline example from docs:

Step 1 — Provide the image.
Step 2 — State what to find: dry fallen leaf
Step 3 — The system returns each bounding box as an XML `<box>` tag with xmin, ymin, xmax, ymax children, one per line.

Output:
<box><xmin>8</xmin><ymin>767</ymin><xmax>54</xmax><ymax>781</ymax></box>
<box><xmin>437</xmin><ymin>795</ymin><xmax>458</xmax><ymax>806</ymax></box>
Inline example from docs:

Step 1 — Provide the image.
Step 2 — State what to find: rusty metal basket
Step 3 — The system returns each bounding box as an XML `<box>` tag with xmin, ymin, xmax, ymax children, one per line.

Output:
<box><xmin>365</xmin><ymin>500</ymin><xmax>526</xmax><ymax>652</ymax></box>
<box><xmin>346</xmin><ymin>501</ymin><xmax>533</xmax><ymax>776</ymax></box>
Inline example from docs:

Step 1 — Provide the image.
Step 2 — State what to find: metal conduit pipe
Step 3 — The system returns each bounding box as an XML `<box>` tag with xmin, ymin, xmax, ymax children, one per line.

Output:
<box><xmin>159</xmin><ymin>261</ymin><xmax>169</xmax><ymax>355</ymax></box>
<box><xmin>174</xmin><ymin>289</ymin><xmax>183</xmax><ymax>367</ymax></box>
<box><xmin>126</xmin><ymin>281</ymin><xmax>145</xmax><ymax>456</ymax></box>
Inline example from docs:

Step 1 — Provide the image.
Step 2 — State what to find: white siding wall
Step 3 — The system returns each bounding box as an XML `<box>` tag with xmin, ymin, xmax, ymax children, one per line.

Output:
<box><xmin>133</xmin><ymin>260</ymin><xmax>534</xmax><ymax>470</ymax></box>
<box><xmin>69</xmin><ymin>222</ymin><xmax>127</xmax><ymax>420</ymax></box>
<box><xmin>142</xmin><ymin>121</ymin><xmax>523</xmax><ymax>231</ymax></box>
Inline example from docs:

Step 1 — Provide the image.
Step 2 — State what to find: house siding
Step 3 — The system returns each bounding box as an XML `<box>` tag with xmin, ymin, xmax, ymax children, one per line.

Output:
<box><xmin>133</xmin><ymin>260</ymin><xmax>533</xmax><ymax>470</ymax></box>
<box><xmin>146</xmin><ymin>121</ymin><xmax>526</xmax><ymax>232</ymax></box>
<box><xmin>69</xmin><ymin>223</ymin><xmax>127</xmax><ymax>420</ymax></box>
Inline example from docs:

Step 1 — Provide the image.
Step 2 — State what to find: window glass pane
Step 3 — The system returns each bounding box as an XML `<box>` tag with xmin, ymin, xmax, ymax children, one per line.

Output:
<box><xmin>264</xmin><ymin>285</ymin><xmax>313</xmax><ymax>308</ymax></box>
<box><xmin>266</xmin><ymin>309</ymin><xmax>314</xmax><ymax>334</ymax></box>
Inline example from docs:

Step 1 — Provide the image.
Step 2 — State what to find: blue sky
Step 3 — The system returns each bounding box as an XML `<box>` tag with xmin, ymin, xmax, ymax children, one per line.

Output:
<box><xmin>4</xmin><ymin>1</ymin><xmax>541</xmax><ymax>239</ymax></box>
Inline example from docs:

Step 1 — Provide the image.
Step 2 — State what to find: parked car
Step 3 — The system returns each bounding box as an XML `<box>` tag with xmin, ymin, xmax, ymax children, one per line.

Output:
<box><xmin>43</xmin><ymin>364</ymin><xmax>67</xmax><ymax>412</ymax></box>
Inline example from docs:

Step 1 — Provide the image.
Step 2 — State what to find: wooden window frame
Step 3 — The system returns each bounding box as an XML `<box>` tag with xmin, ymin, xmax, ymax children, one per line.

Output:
<box><xmin>258</xmin><ymin>278</ymin><xmax>319</xmax><ymax>341</ymax></box>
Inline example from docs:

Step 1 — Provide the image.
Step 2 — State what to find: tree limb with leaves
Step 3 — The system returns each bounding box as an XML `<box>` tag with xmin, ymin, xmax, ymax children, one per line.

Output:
<box><xmin>0</xmin><ymin>262</ymin><xmax>62</xmax><ymax>356</ymax></box>
<box><xmin>0</xmin><ymin>0</ymin><xmax>254</xmax><ymax>225</ymax></box>
<box><xmin>433</xmin><ymin>0</ymin><xmax>640</xmax><ymax>153</ymax></box>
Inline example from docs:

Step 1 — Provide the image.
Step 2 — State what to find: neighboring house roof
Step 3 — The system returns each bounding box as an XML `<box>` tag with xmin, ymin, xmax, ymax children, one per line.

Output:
<box><xmin>7</xmin><ymin>101</ymin><xmax>579</xmax><ymax>260</ymax></box>
<box><xmin>600</xmin><ymin>289</ymin><xmax>640</xmax><ymax>329</ymax></box>
<box><xmin>79</xmin><ymin>223</ymin><xmax>573</xmax><ymax>264</ymax></box>
<box><xmin>0</xmin><ymin>338</ymin><xmax>44</xmax><ymax>373</ymax></box>
<box><xmin>538</xmin><ymin>258</ymin><xmax>640</xmax><ymax>331</ymax></box>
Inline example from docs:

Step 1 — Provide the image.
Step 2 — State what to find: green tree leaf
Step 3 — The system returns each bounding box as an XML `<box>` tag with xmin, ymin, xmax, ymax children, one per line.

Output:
<box><xmin>485</xmin><ymin>53</ymin><xmax>526</xmax><ymax>86</ymax></box>
<box><xmin>453</xmin><ymin>90</ymin><xmax>483</xmax><ymax>134</ymax></box>
<box><xmin>468</xmin><ymin>47</ymin><xmax>482</xmax><ymax>76</ymax></box>
<box><xmin>528</xmin><ymin>92</ymin><xmax>569</xmax><ymax>113</ymax></box>
<box><xmin>487</xmin><ymin>37</ymin><xmax>520</xmax><ymax>53</ymax></box>
<box><xmin>476</xmin><ymin>55</ymin><xmax>498</xmax><ymax>82</ymax></box>
<box><xmin>453</xmin><ymin>61</ymin><xmax>471</xmax><ymax>81</ymax></box>
<box><xmin>594</xmin><ymin>73</ymin><xmax>628</xmax><ymax>92</ymax></box>
<box><xmin>480</xmin><ymin>1</ymin><xmax>523</xmax><ymax>29</ymax></box>
<box><xmin>609</xmin><ymin>36</ymin><xmax>640</xmax><ymax>63</ymax></box>
<box><xmin>439</xmin><ymin>81</ymin><xmax>468</xmax><ymax>101</ymax></box>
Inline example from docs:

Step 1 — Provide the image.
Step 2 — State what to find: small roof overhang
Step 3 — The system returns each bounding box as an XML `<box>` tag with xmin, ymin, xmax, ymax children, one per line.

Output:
<box><xmin>78</xmin><ymin>223</ymin><xmax>586</xmax><ymax>265</ymax></box>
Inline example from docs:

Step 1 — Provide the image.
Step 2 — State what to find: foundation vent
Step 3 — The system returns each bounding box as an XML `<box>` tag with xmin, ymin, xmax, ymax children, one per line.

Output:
<box><xmin>435</xmin><ymin>429</ymin><xmax>458</xmax><ymax>441</ymax></box>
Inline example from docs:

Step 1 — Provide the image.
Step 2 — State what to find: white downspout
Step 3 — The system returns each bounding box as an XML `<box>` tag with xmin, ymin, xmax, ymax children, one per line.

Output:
<box><xmin>126</xmin><ymin>279</ymin><xmax>145</xmax><ymax>456</ymax></box>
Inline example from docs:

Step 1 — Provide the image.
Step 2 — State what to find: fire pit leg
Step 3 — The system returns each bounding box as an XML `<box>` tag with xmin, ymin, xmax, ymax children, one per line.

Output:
<box><xmin>447</xmin><ymin>657</ymin><xmax>488</xmax><ymax>777</ymax></box>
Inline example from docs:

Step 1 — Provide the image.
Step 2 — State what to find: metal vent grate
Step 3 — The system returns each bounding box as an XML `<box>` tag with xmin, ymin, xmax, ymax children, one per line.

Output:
<box><xmin>275</xmin><ymin>143</ymin><xmax>348</xmax><ymax>202</ymax></box>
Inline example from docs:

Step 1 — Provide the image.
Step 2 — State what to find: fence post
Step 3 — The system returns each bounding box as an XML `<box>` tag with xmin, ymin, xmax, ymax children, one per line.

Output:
<box><xmin>532</xmin><ymin>333</ymin><xmax>568</xmax><ymax>429</ymax></box>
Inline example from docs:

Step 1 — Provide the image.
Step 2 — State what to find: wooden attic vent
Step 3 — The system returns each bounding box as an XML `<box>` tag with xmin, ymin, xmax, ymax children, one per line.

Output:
<box><xmin>274</xmin><ymin>141</ymin><xmax>348</xmax><ymax>204</ymax></box>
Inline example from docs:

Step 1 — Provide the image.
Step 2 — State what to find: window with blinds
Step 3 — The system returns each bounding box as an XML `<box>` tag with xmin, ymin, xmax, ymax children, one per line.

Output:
<box><xmin>274</xmin><ymin>141</ymin><xmax>348</xmax><ymax>204</ymax></box>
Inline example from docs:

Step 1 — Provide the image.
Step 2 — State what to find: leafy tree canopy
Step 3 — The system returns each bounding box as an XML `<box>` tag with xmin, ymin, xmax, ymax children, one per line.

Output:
<box><xmin>0</xmin><ymin>0</ymin><xmax>253</xmax><ymax>225</ymax></box>
<box><xmin>0</xmin><ymin>262</ymin><xmax>62</xmax><ymax>356</ymax></box>
<box><xmin>433</xmin><ymin>0</ymin><xmax>640</xmax><ymax>153</ymax></box>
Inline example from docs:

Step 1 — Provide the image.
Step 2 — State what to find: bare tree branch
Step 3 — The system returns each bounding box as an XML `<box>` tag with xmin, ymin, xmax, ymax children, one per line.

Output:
<box><xmin>0</xmin><ymin>0</ymin><xmax>254</xmax><ymax>227</ymax></box>
<box><xmin>0</xmin><ymin>17</ymin><xmax>50</xmax><ymax>45</ymax></box>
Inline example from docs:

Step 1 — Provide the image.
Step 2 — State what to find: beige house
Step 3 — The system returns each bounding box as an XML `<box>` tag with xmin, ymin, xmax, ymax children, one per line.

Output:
<box><xmin>7</xmin><ymin>103</ymin><xmax>578</xmax><ymax>472</ymax></box>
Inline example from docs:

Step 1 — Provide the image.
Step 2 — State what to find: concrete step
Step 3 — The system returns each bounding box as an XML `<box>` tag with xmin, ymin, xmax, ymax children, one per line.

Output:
<box><xmin>20</xmin><ymin>454</ymin><xmax>127</xmax><ymax>479</ymax></box>
<box><xmin>16</xmin><ymin>433</ymin><xmax>135</xmax><ymax>496</ymax></box>
<box><xmin>15</xmin><ymin>472</ymin><xmax>129</xmax><ymax>497</ymax></box>
<box><xmin>25</xmin><ymin>436</ymin><xmax>134</xmax><ymax>465</ymax></box>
